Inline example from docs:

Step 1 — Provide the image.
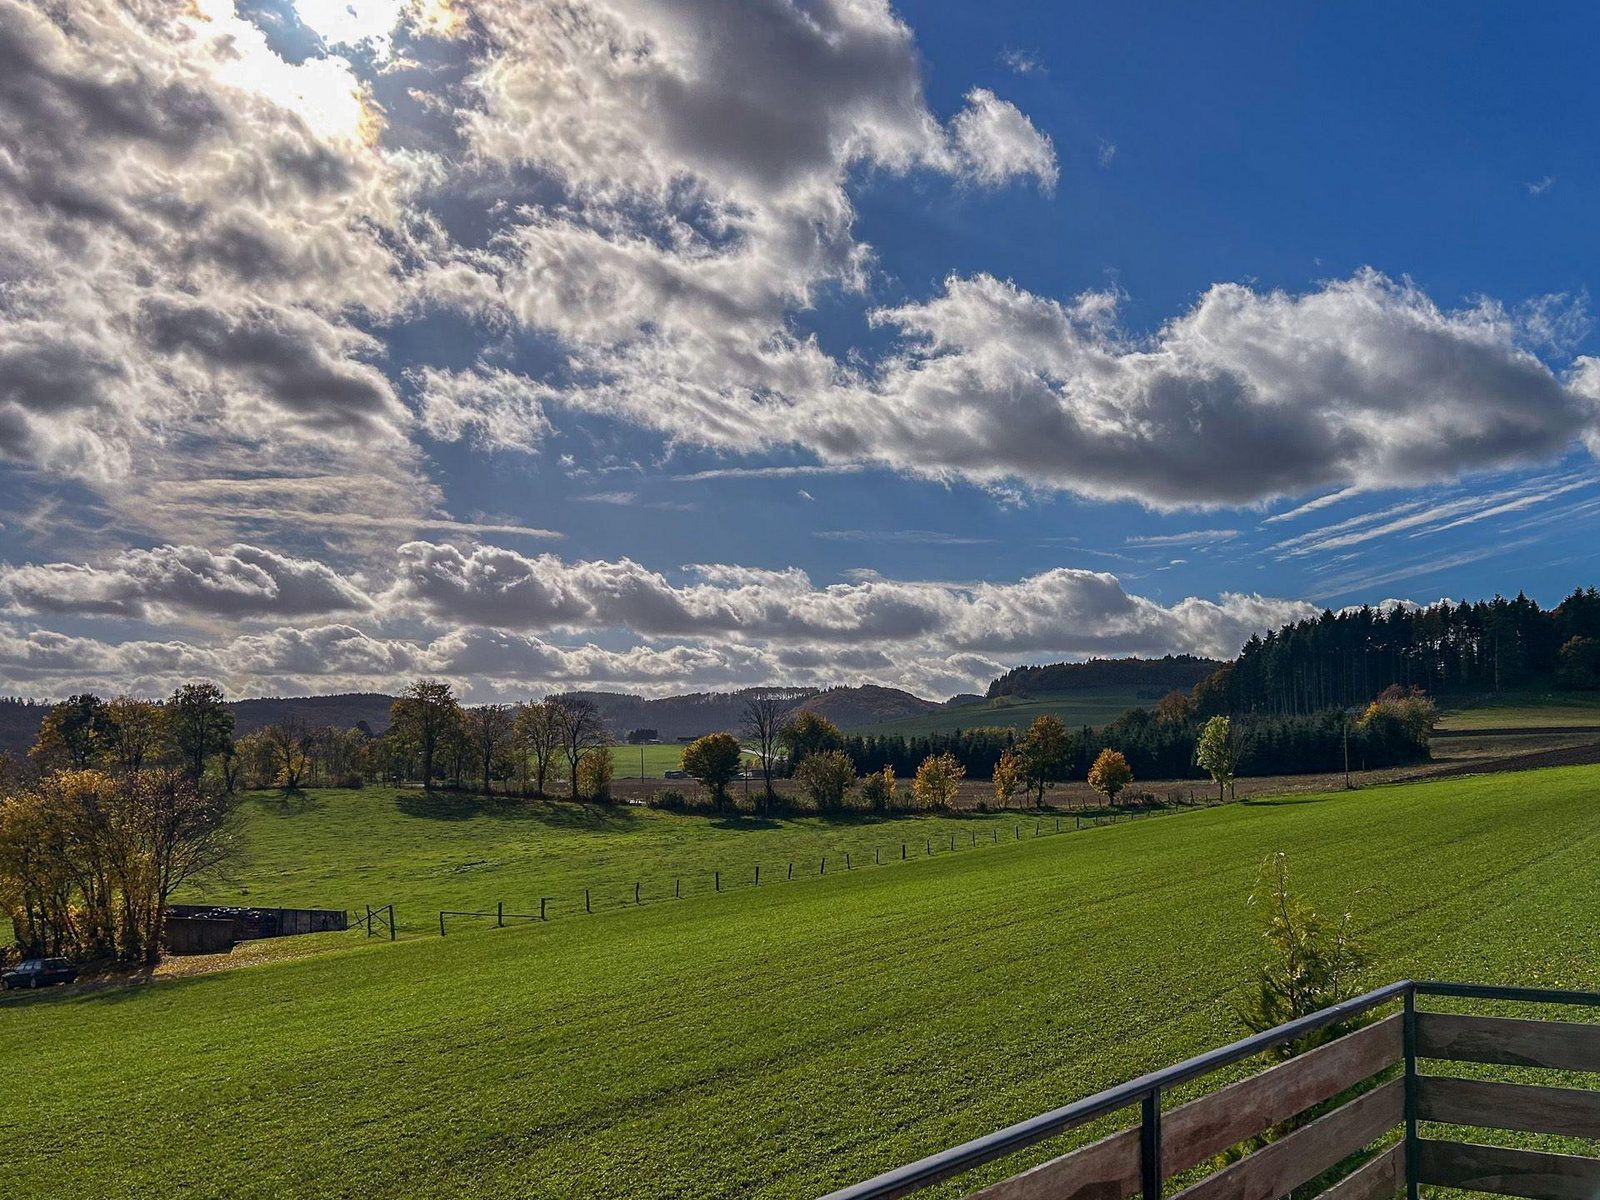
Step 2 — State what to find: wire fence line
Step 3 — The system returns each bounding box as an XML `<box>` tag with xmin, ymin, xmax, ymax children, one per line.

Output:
<box><xmin>431</xmin><ymin>797</ymin><xmax>1228</xmax><ymax>936</ymax></box>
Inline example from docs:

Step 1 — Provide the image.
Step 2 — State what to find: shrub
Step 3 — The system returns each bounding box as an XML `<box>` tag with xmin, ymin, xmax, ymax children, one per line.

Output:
<box><xmin>577</xmin><ymin>746</ymin><xmax>613</xmax><ymax>802</ymax></box>
<box><xmin>1240</xmin><ymin>853</ymin><xmax>1366</xmax><ymax>1056</ymax></box>
<box><xmin>794</xmin><ymin>750</ymin><xmax>856</xmax><ymax>814</ymax></box>
<box><xmin>646</xmin><ymin>788</ymin><xmax>702</xmax><ymax>813</ymax></box>
<box><xmin>857</xmin><ymin>765</ymin><xmax>894</xmax><ymax>812</ymax></box>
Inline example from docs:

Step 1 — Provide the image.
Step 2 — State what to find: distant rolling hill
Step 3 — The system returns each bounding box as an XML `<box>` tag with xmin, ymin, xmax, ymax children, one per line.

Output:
<box><xmin>852</xmin><ymin>656</ymin><xmax>1230</xmax><ymax>738</ymax></box>
<box><xmin>795</xmin><ymin>684</ymin><xmax>940</xmax><ymax>729</ymax></box>
<box><xmin>0</xmin><ymin>693</ymin><xmax>396</xmax><ymax>756</ymax></box>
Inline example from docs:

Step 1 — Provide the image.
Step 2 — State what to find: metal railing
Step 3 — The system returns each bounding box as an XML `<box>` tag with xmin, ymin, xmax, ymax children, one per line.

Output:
<box><xmin>820</xmin><ymin>980</ymin><xmax>1600</xmax><ymax>1200</ymax></box>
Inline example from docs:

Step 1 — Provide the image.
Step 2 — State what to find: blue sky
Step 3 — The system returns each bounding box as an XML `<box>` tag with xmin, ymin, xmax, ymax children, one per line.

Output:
<box><xmin>1</xmin><ymin>0</ymin><xmax>1598</xmax><ymax>700</ymax></box>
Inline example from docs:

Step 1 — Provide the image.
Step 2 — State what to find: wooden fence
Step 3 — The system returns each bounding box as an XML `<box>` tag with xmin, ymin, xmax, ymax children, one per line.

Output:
<box><xmin>821</xmin><ymin>980</ymin><xmax>1600</xmax><ymax>1200</ymax></box>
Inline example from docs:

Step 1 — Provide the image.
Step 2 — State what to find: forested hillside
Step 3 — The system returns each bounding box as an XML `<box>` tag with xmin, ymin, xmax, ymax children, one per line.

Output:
<box><xmin>1199</xmin><ymin>588</ymin><xmax>1600</xmax><ymax>715</ymax></box>
<box><xmin>988</xmin><ymin>655</ymin><xmax>1220</xmax><ymax>699</ymax></box>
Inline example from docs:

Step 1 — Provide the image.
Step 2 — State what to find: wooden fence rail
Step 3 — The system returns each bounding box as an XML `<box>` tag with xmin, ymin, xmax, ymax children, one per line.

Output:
<box><xmin>820</xmin><ymin>981</ymin><xmax>1600</xmax><ymax>1200</ymax></box>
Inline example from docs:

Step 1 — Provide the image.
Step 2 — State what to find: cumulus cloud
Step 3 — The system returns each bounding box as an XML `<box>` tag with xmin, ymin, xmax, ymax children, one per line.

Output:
<box><xmin>0</xmin><ymin>0</ymin><xmax>427</xmax><ymax>542</ymax></box>
<box><xmin>844</xmin><ymin>270</ymin><xmax>1600</xmax><ymax>506</ymax></box>
<box><xmin>950</xmin><ymin>89</ymin><xmax>1058</xmax><ymax>189</ymax></box>
<box><xmin>381</xmin><ymin>541</ymin><xmax>1315</xmax><ymax>659</ymax></box>
<box><xmin>0</xmin><ymin>538</ymin><xmax>1315</xmax><ymax>697</ymax></box>
<box><xmin>0</xmin><ymin>544</ymin><xmax>373</xmax><ymax>620</ymax></box>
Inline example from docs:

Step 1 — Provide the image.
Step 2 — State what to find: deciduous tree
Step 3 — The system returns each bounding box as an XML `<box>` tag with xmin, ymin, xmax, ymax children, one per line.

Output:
<box><xmin>992</xmin><ymin>747</ymin><xmax>1023</xmax><ymax>808</ymax></box>
<box><xmin>30</xmin><ymin>694</ymin><xmax>115</xmax><ymax>770</ymax></box>
<box><xmin>463</xmin><ymin>704</ymin><xmax>515</xmax><ymax>795</ymax></box>
<box><xmin>105</xmin><ymin>697</ymin><xmax>170</xmax><ymax>774</ymax></box>
<box><xmin>1017</xmin><ymin>715</ymin><xmax>1069</xmax><ymax>807</ymax></box>
<box><xmin>742</xmin><ymin>693</ymin><xmax>792</xmax><ymax>814</ymax></box>
<box><xmin>1195</xmin><ymin>715</ymin><xmax>1237</xmax><ymax>802</ymax></box>
<box><xmin>389</xmin><ymin>680</ymin><xmax>460</xmax><ymax>790</ymax></box>
<box><xmin>552</xmin><ymin>695</ymin><xmax>609</xmax><ymax>801</ymax></box>
<box><xmin>912</xmin><ymin>752</ymin><xmax>964</xmax><ymax>810</ymax></box>
<box><xmin>514</xmin><ymin>701</ymin><xmax>561</xmax><ymax>796</ymax></box>
<box><xmin>681</xmin><ymin>732</ymin><xmax>743</xmax><ymax>812</ymax></box>
<box><xmin>169</xmin><ymin>682</ymin><xmax>234</xmax><ymax>783</ymax></box>
<box><xmin>1087</xmin><ymin>748</ymin><xmax>1132</xmax><ymax>806</ymax></box>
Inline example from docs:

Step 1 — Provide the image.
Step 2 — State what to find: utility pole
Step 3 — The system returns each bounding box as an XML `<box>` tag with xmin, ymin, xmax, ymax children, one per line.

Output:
<box><xmin>1343</xmin><ymin>712</ymin><xmax>1351</xmax><ymax>790</ymax></box>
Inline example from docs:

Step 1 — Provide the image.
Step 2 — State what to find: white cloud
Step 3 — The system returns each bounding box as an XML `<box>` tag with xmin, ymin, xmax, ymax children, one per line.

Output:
<box><xmin>0</xmin><ymin>544</ymin><xmax>372</xmax><ymax>620</ymax></box>
<box><xmin>379</xmin><ymin>541</ymin><xmax>1314</xmax><ymax>660</ymax></box>
<box><xmin>950</xmin><ymin>88</ymin><xmax>1058</xmax><ymax>189</ymax></box>
<box><xmin>411</xmin><ymin>366</ymin><xmax>553</xmax><ymax>453</ymax></box>
<box><xmin>0</xmin><ymin>537</ymin><xmax>1316</xmax><ymax>696</ymax></box>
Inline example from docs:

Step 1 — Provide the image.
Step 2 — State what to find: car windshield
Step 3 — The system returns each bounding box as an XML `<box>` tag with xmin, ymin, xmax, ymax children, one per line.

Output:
<box><xmin>17</xmin><ymin>960</ymin><xmax>40</xmax><ymax>970</ymax></box>
<box><xmin>44</xmin><ymin>958</ymin><xmax>71</xmax><ymax>968</ymax></box>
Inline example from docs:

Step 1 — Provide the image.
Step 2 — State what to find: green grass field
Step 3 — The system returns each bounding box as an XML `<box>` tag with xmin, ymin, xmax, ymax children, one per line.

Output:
<box><xmin>5</xmin><ymin>765</ymin><xmax>1600</xmax><ymax>1198</ymax></box>
<box><xmin>854</xmin><ymin>686</ymin><xmax>1153</xmax><ymax>737</ymax></box>
<box><xmin>608</xmin><ymin>743</ymin><xmax>765</xmax><ymax>777</ymax></box>
<box><xmin>1436</xmin><ymin>692</ymin><xmax>1600</xmax><ymax>731</ymax></box>
<box><xmin>182</xmin><ymin>787</ymin><xmax>1077</xmax><ymax>930</ymax></box>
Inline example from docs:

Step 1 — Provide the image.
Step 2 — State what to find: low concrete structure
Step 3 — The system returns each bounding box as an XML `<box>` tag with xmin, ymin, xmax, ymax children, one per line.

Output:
<box><xmin>164</xmin><ymin>905</ymin><xmax>347</xmax><ymax>955</ymax></box>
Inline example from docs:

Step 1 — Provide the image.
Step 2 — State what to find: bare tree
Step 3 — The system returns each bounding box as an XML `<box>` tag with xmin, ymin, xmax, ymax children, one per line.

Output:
<box><xmin>514</xmin><ymin>701</ymin><xmax>561</xmax><ymax>796</ymax></box>
<box><xmin>741</xmin><ymin>692</ymin><xmax>790</xmax><ymax>814</ymax></box>
<box><xmin>552</xmin><ymin>696</ymin><xmax>609</xmax><ymax>801</ymax></box>
<box><xmin>260</xmin><ymin>719</ymin><xmax>311</xmax><ymax>790</ymax></box>
<box><xmin>126</xmin><ymin>769</ymin><xmax>238</xmax><ymax>964</ymax></box>
<box><xmin>463</xmin><ymin>704</ymin><xmax>515</xmax><ymax>795</ymax></box>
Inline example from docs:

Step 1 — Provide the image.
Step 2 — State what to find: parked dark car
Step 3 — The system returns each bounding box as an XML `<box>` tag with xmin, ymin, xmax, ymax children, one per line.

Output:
<box><xmin>2</xmin><ymin>958</ymin><xmax>78</xmax><ymax>990</ymax></box>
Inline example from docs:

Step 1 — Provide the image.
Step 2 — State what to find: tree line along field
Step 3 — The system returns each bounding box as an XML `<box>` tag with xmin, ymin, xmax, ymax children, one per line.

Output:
<box><xmin>4</xmin><ymin>765</ymin><xmax>1600</xmax><ymax>1199</ymax></box>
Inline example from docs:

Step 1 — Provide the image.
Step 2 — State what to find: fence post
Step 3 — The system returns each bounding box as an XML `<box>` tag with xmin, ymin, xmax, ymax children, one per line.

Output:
<box><xmin>388</xmin><ymin>905</ymin><xmax>395</xmax><ymax>941</ymax></box>
<box><xmin>1404</xmin><ymin>985</ymin><xmax>1420</xmax><ymax>1200</ymax></box>
<box><xmin>1035</xmin><ymin>820</ymin><xmax>1041</xmax><ymax>837</ymax></box>
<box><xmin>634</xmin><ymin>881</ymin><xmax>641</xmax><ymax>905</ymax></box>
<box><xmin>676</xmin><ymin>877</ymin><xmax>682</xmax><ymax>899</ymax></box>
<box><xmin>585</xmin><ymin>888</ymin><xmax>591</xmax><ymax>914</ymax></box>
<box><xmin>950</xmin><ymin>833</ymin><xmax>955</xmax><ymax>851</ymax></box>
<box><xmin>901</xmin><ymin>842</ymin><xmax>906</xmax><ymax>860</ymax></box>
<box><xmin>1076</xmin><ymin>816</ymin><xmax>1081</xmax><ymax>830</ymax></box>
<box><xmin>993</xmin><ymin>828</ymin><xmax>998</xmax><ymax>843</ymax></box>
<box><xmin>1141</xmin><ymin>1087</ymin><xmax>1163</xmax><ymax>1200</ymax></box>
<box><xmin>925</xmin><ymin>838</ymin><xmax>931</xmax><ymax>856</ymax></box>
<box><xmin>1015</xmin><ymin>824</ymin><xmax>1020</xmax><ymax>840</ymax></box>
<box><xmin>821</xmin><ymin>857</ymin><xmax>826</xmax><ymax>875</ymax></box>
<box><xmin>715</xmin><ymin>870</ymin><xmax>720</xmax><ymax>893</ymax></box>
<box><xmin>875</xmin><ymin>846</ymin><xmax>880</xmax><ymax>865</ymax></box>
<box><xmin>365</xmin><ymin>904</ymin><xmax>373</xmax><ymax>938</ymax></box>
<box><xmin>1056</xmin><ymin>817</ymin><xmax>1061</xmax><ymax>833</ymax></box>
<box><xmin>439</xmin><ymin>911</ymin><xmax>446</xmax><ymax>937</ymax></box>
<box><xmin>497</xmin><ymin>901</ymin><xmax>503</xmax><ymax>928</ymax></box>
<box><xmin>540</xmin><ymin>897</ymin><xmax>547</xmax><ymax>921</ymax></box>
<box><xmin>788</xmin><ymin>862</ymin><xmax>794</xmax><ymax>880</ymax></box>
<box><xmin>755</xmin><ymin>864</ymin><xmax>760</xmax><ymax>885</ymax></box>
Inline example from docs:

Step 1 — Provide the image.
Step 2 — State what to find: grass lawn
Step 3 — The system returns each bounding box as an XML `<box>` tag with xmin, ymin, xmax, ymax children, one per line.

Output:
<box><xmin>182</xmin><ymin>786</ymin><xmax>1094</xmax><ymax>931</ymax></box>
<box><xmin>1436</xmin><ymin>694</ymin><xmax>1600</xmax><ymax>730</ymax></box>
<box><xmin>607</xmin><ymin>742</ymin><xmax>764</xmax><ymax>778</ymax></box>
<box><xmin>4</xmin><ymin>766</ymin><xmax>1600</xmax><ymax>1198</ymax></box>
<box><xmin>854</xmin><ymin>686</ymin><xmax>1152</xmax><ymax>737</ymax></box>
